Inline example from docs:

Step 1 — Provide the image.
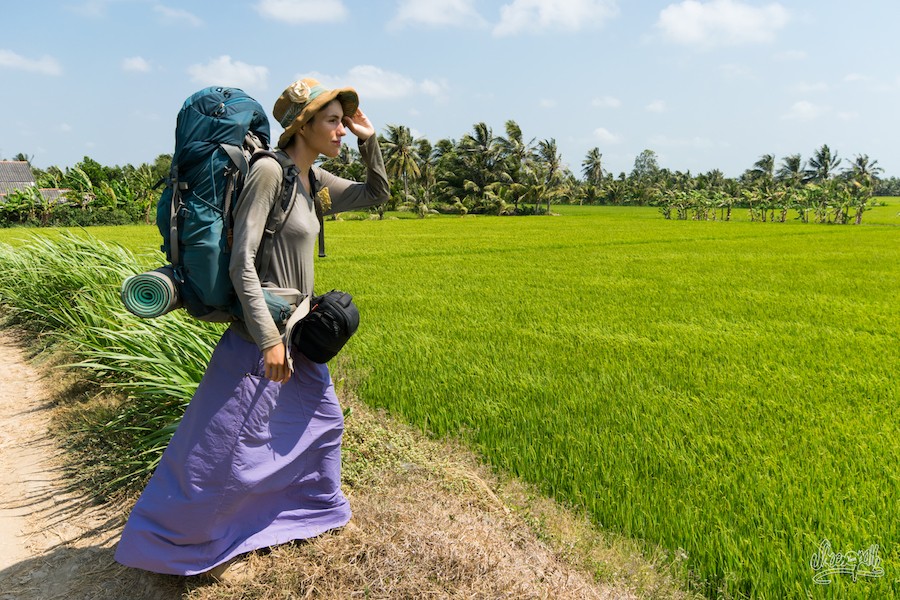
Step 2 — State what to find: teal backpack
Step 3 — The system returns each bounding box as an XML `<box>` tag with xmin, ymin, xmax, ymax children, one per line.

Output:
<box><xmin>152</xmin><ymin>86</ymin><xmax>300</xmax><ymax>323</ymax></box>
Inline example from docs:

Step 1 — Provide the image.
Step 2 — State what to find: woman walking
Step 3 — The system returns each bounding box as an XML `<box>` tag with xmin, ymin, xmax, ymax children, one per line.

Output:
<box><xmin>114</xmin><ymin>77</ymin><xmax>389</xmax><ymax>580</ymax></box>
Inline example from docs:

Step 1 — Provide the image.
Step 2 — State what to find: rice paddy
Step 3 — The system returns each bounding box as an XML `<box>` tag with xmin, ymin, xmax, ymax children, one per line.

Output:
<box><xmin>0</xmin><ymin>201</ymin><xmax>897</xmax><ymax>598</ymax></box>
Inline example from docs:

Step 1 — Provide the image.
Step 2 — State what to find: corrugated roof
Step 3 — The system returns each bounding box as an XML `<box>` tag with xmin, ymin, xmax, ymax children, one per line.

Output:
<box><xmin>40</xmin><ymin>188</ymin><xmax>70</xmax><ymax>203</ymax></box>
<box><xmin>0</xmin><ymin>181</ymin><xmax>36</xmax><ymax>196</ymax></box>
<box><xmin>0</xmin><ymin>161</ymin><xmax>36</xmax><ymax>185</ymax></box>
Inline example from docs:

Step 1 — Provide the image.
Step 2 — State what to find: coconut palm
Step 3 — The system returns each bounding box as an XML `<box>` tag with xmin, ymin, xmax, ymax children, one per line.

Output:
<box><xmin>847</xmin><ymin>154</ymin><xmax>883</xmax><ymax>186</ymax></box>
<box><xmin>381</xmin><ymin>124</ymin><xmax>421</xmax><ymax>205</ymax></box>
<box><xmin>776</xmin><ymin>154</ymin><xmax>806</xmax><ymax>187</ymax></box>
<box><xmin>535</xmin><ymin>138</ymin><xmax>562</xmax><ymax>214</ymax></box>
<box><xmin>749</xmin><ymin>154</ymin><xmax>777</xmax><ymax>220</ymax></box>
<box><xmin>414</xmin><ymin>138</ymin><xmax>437</xmax><ymax>211</ymax></box>
<box><xmin>497</xmin><ymin>120</ymin><xmax>534</xmax><ymax>184</ymax></box>
<box><xmin>318</xmin><ymin>144</ymin><xmax>362</xmax><ymax>181</ymax></box>
<box><xmin>457</xmin><ymin>123</ymin><xmax>507</xmax><ymax>211</ymax></box>
<box><xmin>750</xmin><ymin>154</ymin><xmax>775</xmax><ymax>181</ymax></box>
<box><xmin>807</xmin><ymin>144</ymin><xmax>841</xmax><ymax>182</ymax></box>
<box><xmin>847</xmin><ymin>154</ymin><xmax>883</xmax><ymax>224</ymax></box>
<box><xmin>582</xmin><ymin>147</ymin><xmax>604</xmax><ymax>186</ymax></box>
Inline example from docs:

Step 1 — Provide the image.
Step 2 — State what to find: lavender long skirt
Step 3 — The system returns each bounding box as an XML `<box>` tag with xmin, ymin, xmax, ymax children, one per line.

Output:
<box><xmin>114</xmin><ymin>329</ymin><xmax>351</xmax><ymax>575</ymax></box>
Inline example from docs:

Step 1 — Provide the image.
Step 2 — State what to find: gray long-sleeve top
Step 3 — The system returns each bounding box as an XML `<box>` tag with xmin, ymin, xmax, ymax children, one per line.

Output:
<box><xmin>228</xmin><ymin>135</ymin><xmax>389</xmax><ymax>350</ymax></box>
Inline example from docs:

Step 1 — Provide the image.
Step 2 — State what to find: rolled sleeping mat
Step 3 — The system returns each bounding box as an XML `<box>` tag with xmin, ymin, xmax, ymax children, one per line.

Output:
<box><xmin>121</xmin><ymin>265</ymin><xmax>182</xmax><ymax>318</ymax></box>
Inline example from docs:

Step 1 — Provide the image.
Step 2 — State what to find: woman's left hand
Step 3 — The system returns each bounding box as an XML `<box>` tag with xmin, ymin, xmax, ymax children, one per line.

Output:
<box><xmin>343</xmin><ymin>109</ymin><xmax>375</xmax><ymax>141</ymax></box>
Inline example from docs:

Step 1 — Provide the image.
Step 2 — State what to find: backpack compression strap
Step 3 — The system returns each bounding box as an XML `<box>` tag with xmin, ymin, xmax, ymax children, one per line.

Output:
<box><xmin>166</xmin><ymin>143</ymin><xmax>247</xmax><ymax>270</ymax></box>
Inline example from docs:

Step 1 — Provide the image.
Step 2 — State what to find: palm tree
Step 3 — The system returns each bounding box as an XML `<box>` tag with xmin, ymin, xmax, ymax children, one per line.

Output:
<box><xmin>582</xmin><ymin>147</ymin><xmax>604</xmax><ymax>185</ymax></box>
<box><xmin>497</xmin><ymin>120</ymin><xmax>534</xmax><ymax>184</ymax></box>
<box><xmin>750</xmin><ymin>154</ymin><xmax>776</xmax><ymax>220</ymax></box>
<box><xmin>604</xmin><ymin>179</ymin><xmax>627</xmax><ymax>205</ymax></box>
<box><xmin>535</xmin><ymin>138</ymin><xmax>562</xmax><ymax>214</ymax></box>
<box><xmin>319</xmin><ymin>144</ymin><xmax>362</xmax><ymax>181</ymax></box>
<box><xmin>381</xmin><ymin>124</ymin><xmax>420</xmax><ymax>205</ymax></box>
<box><xmin>807</xmin><ymin>144</ymin><xmax>841</xmax><ymax>182</ymax></box>
<box><xmin>847</xmin><ymin>154</ymin><xmax>883</xmax><ymax>186</ymax></box>
<box><xmin>414</xmin><ymin>138</ymin><xmax>436</xmax><ymax>211</ymax></box>
<box><xmin>457</xmin><ymin>123</ymin><xmax>506</xmax><ymax>211</ymax></box>
<box><xmin>847</xmin><ymin>154</ymin><xmax>884</xmax><ymax>224</ymax></box>
<box><xmin>776</xmin><ymin>154</ymin><xmax>806</xmax><ymax>187</ymax></box>
<box><xmin>750</xmin><ymin>154</ymin><xmax>775</xmax><ymax>181</ymax></box>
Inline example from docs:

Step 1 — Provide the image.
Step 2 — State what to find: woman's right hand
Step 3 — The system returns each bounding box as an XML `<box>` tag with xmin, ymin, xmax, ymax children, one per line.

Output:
<box><xmin>263</xmin><ymin>342</ymin><xmax>292</xmax><ymax>384</ymax></box>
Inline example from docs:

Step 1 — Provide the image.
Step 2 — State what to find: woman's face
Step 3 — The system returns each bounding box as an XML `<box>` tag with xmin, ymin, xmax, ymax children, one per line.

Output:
<box><xmin>301</xmin><ymin>99</ymin><xmax>346</xmax><ymax>158</ymax></box>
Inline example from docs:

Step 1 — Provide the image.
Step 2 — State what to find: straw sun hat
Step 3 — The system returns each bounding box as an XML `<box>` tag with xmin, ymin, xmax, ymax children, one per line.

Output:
<box><xmin>273</xmin><ymin>78</ymin><xmax>359</xmax><ymax>149</ymax></box>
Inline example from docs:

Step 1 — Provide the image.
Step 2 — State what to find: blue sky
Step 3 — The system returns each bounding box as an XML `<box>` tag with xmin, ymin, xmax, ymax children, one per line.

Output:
<box><xmin>2</xmin><ymin>0</ymin><xmax>898</xmax><ymax>178</ymax></box>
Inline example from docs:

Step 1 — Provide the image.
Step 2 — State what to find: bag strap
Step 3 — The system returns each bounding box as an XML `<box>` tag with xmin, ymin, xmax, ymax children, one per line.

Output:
<box><xmin>248</xmin><ymin>149</ymin><xmax>298</xmax><ymax>281</ymax></box>
<box><xmin>309</xmin><ymin>169</ymin><xmax>326</xmax><ymax>257</ymax></box>
<box><xmin>166</xmin><ymin>165</ymin><xmax>187</xmax><ymax>267</ymax></box>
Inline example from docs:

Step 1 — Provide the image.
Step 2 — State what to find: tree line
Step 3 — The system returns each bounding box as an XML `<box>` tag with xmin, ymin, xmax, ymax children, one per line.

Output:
<box><xmin>649</xmin><ymin>145</ymin><xmax>887</xmax><ymax>225</ymax></box>
<box><xmin>1</xmin><ymin>120</ymin><xmax>894</xmax><ymax>227</ymax></box>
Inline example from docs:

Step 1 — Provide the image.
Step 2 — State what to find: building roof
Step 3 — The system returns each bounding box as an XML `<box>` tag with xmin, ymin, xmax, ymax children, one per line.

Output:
<box><xmin>0</xmin><ymin>161</ymin><xmax>37</xmax><ymax>197</ymax></box>
<box><xmin>0</xmin><ymin>162</ymin><xmax>74</xmax><ymax>203</ymax></box>
<box><xmin>0</xmin><ymin>161</ymin><xmax>36</xmax><ymax>185</ymax></box>
<box><xmin>39</xmin><ymin>188</ymin><xmax>70</xmax><ymax>203</ymax></box>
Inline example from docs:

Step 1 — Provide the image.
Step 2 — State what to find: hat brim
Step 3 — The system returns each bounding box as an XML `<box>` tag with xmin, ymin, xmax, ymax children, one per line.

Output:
<box><xmin>277</xmin><ymin>88</ymin><xmax>359</xmax><ymax>149</ymax></box>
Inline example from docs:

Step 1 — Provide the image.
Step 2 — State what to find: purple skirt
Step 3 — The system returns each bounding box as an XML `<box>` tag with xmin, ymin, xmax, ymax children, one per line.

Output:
<box><xmin>114</xmin><ymin>329</ymin><xmax>351</xmax><ymax>575</ymax></box>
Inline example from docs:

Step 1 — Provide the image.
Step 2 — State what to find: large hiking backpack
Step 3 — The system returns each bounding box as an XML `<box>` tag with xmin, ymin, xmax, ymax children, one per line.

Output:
<box><xmin>154</xmin><ymin>86</ymin><xmax>300</xmax><ymax>323</ymax></box>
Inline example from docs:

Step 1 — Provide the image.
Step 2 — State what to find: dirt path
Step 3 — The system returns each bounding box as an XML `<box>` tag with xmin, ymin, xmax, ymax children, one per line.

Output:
<box><xmin>0</xmin><ymin>333</ymin><xmax>181</xmax><ymax>600</ymax></box>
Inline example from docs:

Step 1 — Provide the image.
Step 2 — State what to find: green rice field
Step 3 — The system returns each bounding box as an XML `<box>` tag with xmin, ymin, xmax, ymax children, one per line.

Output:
<box><xmin>1</xmin><ymin>200</ymin><xmax>898</xmax><ymax>598</ymax></box>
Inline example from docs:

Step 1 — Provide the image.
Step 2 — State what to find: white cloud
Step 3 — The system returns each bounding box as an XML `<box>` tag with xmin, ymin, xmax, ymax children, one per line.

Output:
<box><xmin>419</xmin><ymin>79</ymin><xmax>449</xmax><ymax>97</ymax></box>
<box><xmin>256</xmin><ymin>0</ymin><xmax>347</xmax><ymax>24</ymax></box>
<box><xmin>346</xmin><ymin>66</ymin><xmax>417</xmax><ymax>99</ymax></box>
<box><xmin>837</xmin><ymin>111</ymin><xmax>858</xmax><ymax>121</ymax></box>
<box><xmin>307</xmin><ymin>65</ymin><xmax>447</xmax><ymax>101</ymax></box>
<box><xmin>592</xmin><ymin>95</ymin><xmax>621</xmax><ymax>108</ymax></box>
<box><xmin>59</xmin><ymin>123</ymin><xmax>73</xmax><ymax>133</ymax></box>
<box><xmin>782</xmin><ymin>100</ymin><xmax>828</xmax><ymax>121</ymax></box>
<box><xmin>539</xmin><ymin>98</ymin><xmax>557</xmax><ymax>108</ymax></box>
<box><xmin>188</xmin><ymin>56</ymin><xmax>268</xmax><ymax>90</ymax></box>
<box><xmin>153</xmin><ymin>5</ymin><xmax>203</xmax><ymax>27</ymax></box>
<box><xmin>646</xmin><ymin>100</ymin><xmax>666</xmax><ymax>113</ymax></box>
<box><xmin>843</xmin><ymin>73</ymin><xmax>870</xmax><ymax>83</ymax></box>
<box><xmin>122</xmin><ymin>56</ymin><xmax>152</xmax><ymax>73</ymax></box>
<box><xmin>390</xmin><ymin>0</ymin><xmax>487</xmax><ymax>28</ymax></box>
<box><xmin>656</xmin><ymin>0</ymin><xmax>789</xmax><ymax>48</ymax></box>
<box><xmin>0</xmin><ymin>49</ymin><xmax>62</xmax><ymax>76</ymax></box>
<box><xmin>594</xmin><ymin>127</ymin><xmax>621</xmax><ymax>144</ymax></box>
<box><xmin>494</xmin><ymin>0</ymin><xmax>619</xmax><ymax>36</ymax></box>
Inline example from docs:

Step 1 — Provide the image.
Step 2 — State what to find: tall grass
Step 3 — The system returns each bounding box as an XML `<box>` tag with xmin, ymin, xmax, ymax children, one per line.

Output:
<box><xmin>0</xmin><ymin>206</ymin><xmax>897</xmax><ymax>598</ymax></box>
<box><xmin>0</xmin><ymin>233</ymin><xmax>223</xmax><ymax>491</ymax></box>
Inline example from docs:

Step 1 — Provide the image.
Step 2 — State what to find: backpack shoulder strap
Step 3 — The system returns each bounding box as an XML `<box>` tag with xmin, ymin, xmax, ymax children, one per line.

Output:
<box><xmin>248</xmin><ymin>149</ymin><xmax>299</xmax><ymax>280</ymax></box>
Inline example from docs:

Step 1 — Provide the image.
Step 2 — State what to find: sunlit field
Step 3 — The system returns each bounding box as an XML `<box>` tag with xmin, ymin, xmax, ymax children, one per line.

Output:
<box><xmin>0</xmin><ymin>201</ymin><xmax>897</xmax><ymax>598</ymax></box>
